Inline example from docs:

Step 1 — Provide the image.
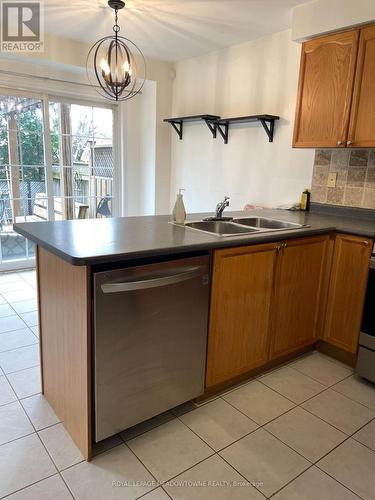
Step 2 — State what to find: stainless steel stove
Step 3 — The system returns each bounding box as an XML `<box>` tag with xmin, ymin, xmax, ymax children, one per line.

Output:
<box><xmin>356</xmin><ymin>243</ymin><xmax>375</xmax><ymax>382</ymax></box>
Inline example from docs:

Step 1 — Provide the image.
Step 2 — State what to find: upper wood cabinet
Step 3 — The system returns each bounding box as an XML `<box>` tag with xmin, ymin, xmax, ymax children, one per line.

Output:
<box><xmin>348</xmin><ymin>25</ymin><xmax>375</xmax><ymax>147</ymax></box>
<box><xmin>293</xmin><ymin>30</ymin><xmax>359</xmax><ymax>148</ymax></box>
<box><xmin>206</xmin><ymin>242</ymin><xmax>277</xmax><ymax>387</ymax></box>
<box><xmin>323</xmin><ymin>234</ymin><xmax>372</xmax><ymax>353</ymax></box>
<box><xmin>270</xmin><ymin>235</ymin><xmax>330</xmax><ymax>358</ymax></box>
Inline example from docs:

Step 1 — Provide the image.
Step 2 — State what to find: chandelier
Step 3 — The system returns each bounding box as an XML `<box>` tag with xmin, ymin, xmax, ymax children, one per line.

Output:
<box><xmin>86</xmin><ymin>0</ymin><xmax>146</xmax><ymax>102</ymax></box>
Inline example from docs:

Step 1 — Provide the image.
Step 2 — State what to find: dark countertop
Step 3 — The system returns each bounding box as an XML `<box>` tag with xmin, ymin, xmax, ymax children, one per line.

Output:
<box><xmin>14</xmin><ymin>208</ymin><xmax>375</xmax><ymax>266</ymax></box>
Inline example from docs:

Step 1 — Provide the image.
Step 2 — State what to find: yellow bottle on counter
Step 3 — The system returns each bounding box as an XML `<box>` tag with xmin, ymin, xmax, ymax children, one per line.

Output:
<box><xmin>300</xmin><ymin>189</ymin><xmax>311</xmax><ymax>211</ymax></box>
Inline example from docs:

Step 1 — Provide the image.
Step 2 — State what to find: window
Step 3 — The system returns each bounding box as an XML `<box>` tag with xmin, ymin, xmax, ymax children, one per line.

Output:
<box><xmin>0</xmin><ymin>91</ymin><xmax>117</xmax><ymax>270</ymax></box>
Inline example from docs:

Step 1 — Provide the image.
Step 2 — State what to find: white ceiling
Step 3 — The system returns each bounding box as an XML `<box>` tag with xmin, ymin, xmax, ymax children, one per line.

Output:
<box><xmin>44</xmin><ymin>0</ymin><xmax>308</xmax><ymax>62</ymax></box>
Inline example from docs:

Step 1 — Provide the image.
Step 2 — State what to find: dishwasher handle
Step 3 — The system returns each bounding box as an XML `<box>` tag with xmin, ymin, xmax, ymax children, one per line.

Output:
<box><xmin>100</xmin><ymin>266</ymin><xmax>208</xmax><ymax>293</ymax></box>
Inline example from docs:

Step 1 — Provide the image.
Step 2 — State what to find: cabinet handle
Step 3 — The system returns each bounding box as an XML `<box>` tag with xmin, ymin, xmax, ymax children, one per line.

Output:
<box><xmin>363</xmin><ymin>241</ymin><xmax>369</xmax><ymax>247</ymax></box>
<box><xmin>275</xmin><ymin>243</ymin><xmax>281</xmax><ymax>255</ymax></box>
<box><xmin>347</xmin><ymin>140</ymin><xmax>353</xmax><ymax>146</ymax></box>
<box><xmin>337</xmin><ymin>140</ymin><xmax>343</xmax><ymax>146</ymax></box>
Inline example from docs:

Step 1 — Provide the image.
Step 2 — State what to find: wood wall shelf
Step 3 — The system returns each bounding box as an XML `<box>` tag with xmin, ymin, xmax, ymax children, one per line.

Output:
<box><xmin>212</xmin><ymin>115</ymin><xmax>280</xmax><ymax>144</ymax></box>
<box><xmin>164</xmin><ymin>114</ymin><xmax>279</xmax><ymax>144</ymax></box>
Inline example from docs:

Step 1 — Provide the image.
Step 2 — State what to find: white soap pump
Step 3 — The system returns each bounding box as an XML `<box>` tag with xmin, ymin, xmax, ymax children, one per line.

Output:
<box><xmin>173</xmin><ymin>188</ymin><xmax>186</xmax><ymax>224</ymax></box>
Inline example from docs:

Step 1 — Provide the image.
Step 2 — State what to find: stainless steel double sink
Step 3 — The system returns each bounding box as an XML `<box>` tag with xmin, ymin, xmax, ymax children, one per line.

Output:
<box><xmin>179</xmin><ymin>217</ymin><xmax>308</xmax><ymax>237</ymax></box>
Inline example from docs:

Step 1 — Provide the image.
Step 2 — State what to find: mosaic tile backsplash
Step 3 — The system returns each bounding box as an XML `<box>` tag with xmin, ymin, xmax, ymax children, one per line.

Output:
<box><xmin>311</xmin><ymin>149</ymin><xmax>375</xmax><ymax>209</ymax></box>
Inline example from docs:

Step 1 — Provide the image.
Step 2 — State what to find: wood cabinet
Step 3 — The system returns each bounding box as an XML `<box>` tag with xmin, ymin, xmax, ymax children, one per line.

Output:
<box><xmin>206</xmin><ymin>242</ymin><xmax>277</xmax><ymax>387</ymax></box>
<box><xmin>293</xmin><ymin>30</ymin><xmax>359</xmax><ymax>148</ymax></box>
<box><xmin>323</xmin><ymin>234</ymin><xmax>372</xmax><ymax>353</ymax></box>
<box><xmin>348</xmin><ymin>25</ymin><xmax>375</xmax><ymax>147</ymax></box>
<box><xmin>270</xmin><ymin>235</ymin><xmax>330</xmax><ymax>358</ymax></box>
<box><xmin>206</xmin><ymin>235</ymin><xmax>330</xmax><ymax>388</ymax></box>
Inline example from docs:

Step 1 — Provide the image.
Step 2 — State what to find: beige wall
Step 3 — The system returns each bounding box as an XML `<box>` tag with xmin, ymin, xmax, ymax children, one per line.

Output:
<box><xmin>170</xmin><ymin>29</ymin><xmax>314</xmax><ymax>213</ymax></box>
<box><xmin>292</xmin><ymin>0</ymin><xmax>375</xmax><ymax>41</ymax></box>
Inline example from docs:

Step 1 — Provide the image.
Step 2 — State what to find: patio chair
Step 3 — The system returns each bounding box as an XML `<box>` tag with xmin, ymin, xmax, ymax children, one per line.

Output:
<box><xmin>96</xmin><ymin>196</ymin><xmax>112</xmax><ymax>218</ymax></box>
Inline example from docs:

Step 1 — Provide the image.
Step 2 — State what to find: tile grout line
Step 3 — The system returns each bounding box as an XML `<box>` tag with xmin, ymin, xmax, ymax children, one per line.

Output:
<box><xmin>7</xmin><ymin>362</ymin><xmax>77</xmax><ymax>500</ymax></box>
<box><xmin>330</xmin><ymin>381</ymin><xmax>375</xmax><ymax>412</ymax></box>
<box><xmin>0</xmin><ymin>324</ymin><xmax>37</xmax><ymax>336</ymax></box>
<box><xmin>0</xmin><ymin>373</ymin><xmax>69</xmax><ymax>500</ymax></box>
<box><xmin>0</xmin><ymin>362</ymin><xmax>40</xmax><ymax>377</ymax></box>
<box><xmin>120</xmin><ymin>412</ymin><xmax>265</xmax><ymax>499</ymax></box>
<box><xmin>314</xmin><ymin>463</ymin><xmax>366</xmax><ymax>500</ymax></box>
<box><xmin>34</xmin><ymin>429</ymin><xmax>78</xmax><ymax>500</ymax></box>
<box><xmin>173</xmin><ymin>409</ymin><xmax>271</xmax><ymax>498</ymax></box>
<box><xmin>256</xmin><ymin>367</ymin><xmax>375</xmax><ymax>416</ymax></box>
<box><xmin>0</xmin><ymin>472</ymin><xmax>63</xmax><ymax>500</ymax></box>
<box><xmin>289</xmin><ymin>363</ymin><xmax>354</xmax><ymax>387</ymax></box>
<box><xmin>18</xmin><ymin>400</ymin><xmax>62</xmax><ymax>433</ymax></box>
<box><xmin>0</xmin><ymin>340</ymin><xmax>39</xmax><ymax>355</ymax></box>
<box><xmin>298</xmin><ymin>399</ymin><xmax>375</xmax><ymax>436</ymax></box>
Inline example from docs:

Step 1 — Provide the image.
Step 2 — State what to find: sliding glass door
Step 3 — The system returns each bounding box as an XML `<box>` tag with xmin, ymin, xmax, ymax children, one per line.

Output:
<box><xmin>0</xmin><ymin>91</ymin><xmax>116</xmax><ymax>271</ymax></box>
<box><xmin>49</xmin><ymin>101</ymin><xmax>115</xmax><ymax>221</ymax></box>
<box><xmin>0</xmin><ymin>93</ymin><xmax>48</xmax><ymax>268</ymax></box>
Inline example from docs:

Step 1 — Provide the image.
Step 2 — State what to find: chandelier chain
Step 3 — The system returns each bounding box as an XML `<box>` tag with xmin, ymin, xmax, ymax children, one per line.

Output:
<box><xmin>113</xmin><ymin>8</ymin><xmax>120</xmax><ymax>33</ymax></box>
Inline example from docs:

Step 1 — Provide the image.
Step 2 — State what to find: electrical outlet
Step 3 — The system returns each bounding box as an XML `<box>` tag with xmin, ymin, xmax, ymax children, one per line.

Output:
<box><xmin>327</xmin><ymin>172</ymin><xmax>337</xmax><ymax>188</ymax></box>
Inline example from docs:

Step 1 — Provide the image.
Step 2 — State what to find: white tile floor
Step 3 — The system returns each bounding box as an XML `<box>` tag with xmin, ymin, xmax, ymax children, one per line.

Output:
<box><xmin>1</xmin><ymin>270</ymin><xmax>375</xmax><ymax>499</ymax></box>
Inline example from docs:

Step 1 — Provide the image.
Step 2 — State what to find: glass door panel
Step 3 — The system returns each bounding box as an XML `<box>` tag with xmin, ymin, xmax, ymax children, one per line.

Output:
<box><xmin>49</xmin><ymin>101</ymin><xmax>114</xmax><ymax>221</ymax></box>
<box><xmin>0</xmin><ymin>94</ymin><xmax>49</xmax><ymax>268</ymax></box>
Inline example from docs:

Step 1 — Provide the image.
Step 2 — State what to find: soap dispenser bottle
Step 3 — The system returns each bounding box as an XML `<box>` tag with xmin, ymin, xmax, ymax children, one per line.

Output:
<box><xmin>173</xmin><ymin>189</ymin><xmax>186</xmax><ymax>224</ymax></box>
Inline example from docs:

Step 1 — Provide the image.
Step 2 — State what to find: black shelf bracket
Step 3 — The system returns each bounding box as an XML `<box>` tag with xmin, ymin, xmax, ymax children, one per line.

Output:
<box><xmin>259</xmin><ymin>118</ymin><xmax>275</xmax><ymax>142</ymax></box>
<box><xmin>169</xmin><ymin>120</ymin><xmax>183</xmax><ymax>140</ymax></box>
<box><xmin>216</xmin><ymin>122</ymin><xmax>229</xmax><ymax>144</ymax></box>
<box><xmin>203</xmin><ymin>119</ymin><xmax>217</xmax><ymax>139</ymax></box>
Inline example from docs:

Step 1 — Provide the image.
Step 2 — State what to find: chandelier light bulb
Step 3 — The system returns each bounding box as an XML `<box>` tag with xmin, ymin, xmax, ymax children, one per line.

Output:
<box><xmin>100</xmin><ymin>58</ymin><xmax>111</xmax><ymax>76</ymax></box>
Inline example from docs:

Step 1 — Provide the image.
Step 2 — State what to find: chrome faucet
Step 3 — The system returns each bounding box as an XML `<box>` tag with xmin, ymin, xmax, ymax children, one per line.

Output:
<box><xmin>216</xmin><ymin>196</ymin><xmax>230</xmax><ymax>218</ymax></box>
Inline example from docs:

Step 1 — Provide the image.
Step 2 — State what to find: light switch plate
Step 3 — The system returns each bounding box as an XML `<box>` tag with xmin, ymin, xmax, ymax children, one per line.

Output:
<box><xmin>327</xmin><ymin>172</ymin><xmax>337</xmax><ymax>188</ymax></box>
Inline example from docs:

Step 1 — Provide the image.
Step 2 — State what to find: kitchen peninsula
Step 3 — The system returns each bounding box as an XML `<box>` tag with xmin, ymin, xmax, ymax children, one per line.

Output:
<box><xmin>14</xmin><ymin>208</ymin><xmax>375</xmax><ymax>460</ymax></box>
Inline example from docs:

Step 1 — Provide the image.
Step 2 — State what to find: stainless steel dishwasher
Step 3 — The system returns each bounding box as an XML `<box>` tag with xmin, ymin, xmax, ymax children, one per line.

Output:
<box><xmin>93</xmin><ymin>255</ymin><xmax>210</xmax><ymax>442</ymax></box>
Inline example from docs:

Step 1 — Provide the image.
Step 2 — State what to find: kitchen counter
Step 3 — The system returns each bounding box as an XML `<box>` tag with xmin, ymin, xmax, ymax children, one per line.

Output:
<box><xmin>14</xmin><ymin>208</ymin><xmax>375</xmax><ymax>265</ymax></box>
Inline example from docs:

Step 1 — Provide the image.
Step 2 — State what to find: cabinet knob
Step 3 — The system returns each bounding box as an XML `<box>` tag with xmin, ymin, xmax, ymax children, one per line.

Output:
<box><xmin>337</xmin><ymin>140</ymin><xmax>343</xmax><ymax>146</ymax></box>
<box><xmin>347</xmin><ymin>140</ymin><xmax>353</xmax><ymax>146</ymax></box>
<box><xmin>363</xmin><ymin>240</ymin><xmax>369</xmax><ymax>247</ymax></box>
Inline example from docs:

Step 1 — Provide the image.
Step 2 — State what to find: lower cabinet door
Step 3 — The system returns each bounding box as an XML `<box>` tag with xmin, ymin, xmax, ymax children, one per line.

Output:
<box><xmin>270</xmin><ymin>235</ymin><xmax>330</xmax><ymax>358</ymax></box>
<box><xmin>206</xmin><ymin>243</ymin><xmax>277</xmax><ymax>388</ymax></box>
<box><xmin>323</xmin><ymin>233</ymin><xmax>373</xmax><ymax>353</ymax></box>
